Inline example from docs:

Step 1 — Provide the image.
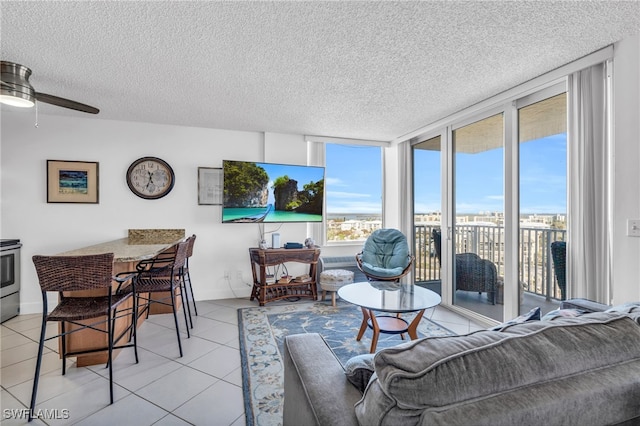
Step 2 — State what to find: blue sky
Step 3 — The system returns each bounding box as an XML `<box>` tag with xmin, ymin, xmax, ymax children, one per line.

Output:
<box><xmin>325</xmin><ymin>144</ymin><xmax>382</xmax><ymax>214</ymax></box>
<box><xmin>518</xmin><ymin>134</ymin><xmax>567</xmax><ymax>214</ymax></box>
<box><xmin>325</xmin><ymin>134</ymin><xmax>567</xmax><ymax>216</ymax></box>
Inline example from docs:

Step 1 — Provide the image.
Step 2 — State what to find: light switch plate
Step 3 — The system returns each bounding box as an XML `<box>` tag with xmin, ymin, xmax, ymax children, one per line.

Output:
<box><xmin>628</xmin><ymin>219</ymin><xmax>640</xmax><ymax>237</ymax></box>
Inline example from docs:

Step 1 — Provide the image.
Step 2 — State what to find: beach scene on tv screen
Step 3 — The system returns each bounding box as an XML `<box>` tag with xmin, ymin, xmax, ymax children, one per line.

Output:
<box><xmin>222</xmin><ymin>161</ymin><xmax>324</xmax><ymax>223</ymax></box>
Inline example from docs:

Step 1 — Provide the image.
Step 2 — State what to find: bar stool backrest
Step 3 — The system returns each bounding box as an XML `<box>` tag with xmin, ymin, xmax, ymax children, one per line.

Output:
<box><xmin>32</xmin><ymin>253</ymin><xmax>115</xmax><ymax>292</ymax></box>
<box><xmin>186</xmin><ymin>234</ymin><xmax>196</xmax><ymax>259</ymax></box>
<box><xmin>137</xmin><ymin>241</ymin><xmax>189</xmax><ymax>279</ymax></box>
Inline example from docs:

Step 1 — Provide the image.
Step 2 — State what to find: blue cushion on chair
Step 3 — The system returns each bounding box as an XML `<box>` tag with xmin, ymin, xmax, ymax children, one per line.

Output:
<box><xmin>360</xmin><ymin>229</ymin><xmax>410</xmax><ymax>278</ymax></box>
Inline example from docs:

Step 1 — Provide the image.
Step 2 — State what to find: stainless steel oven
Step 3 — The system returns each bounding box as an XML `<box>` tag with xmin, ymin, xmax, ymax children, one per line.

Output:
<box><xmin>1</xmin><ymin>239</ymin><xmax>21</xmax><ymax>323</ymax></box>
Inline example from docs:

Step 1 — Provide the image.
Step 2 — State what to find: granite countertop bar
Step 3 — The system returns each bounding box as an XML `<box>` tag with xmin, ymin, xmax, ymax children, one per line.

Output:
<box><xmin>56</xmin><ymin>237</ymin><xmax>182</xmax><ymax>262</ymax></box>
<box><xmin>128</xmin><ymin>229</ymin><xmax>185</xmax><ymax>245</ymax></box>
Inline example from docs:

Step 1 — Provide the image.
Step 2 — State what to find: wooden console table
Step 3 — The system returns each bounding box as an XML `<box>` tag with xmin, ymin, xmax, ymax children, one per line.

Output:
<box><xmin>249</xmin><ymin>247</ymin><xmax>321</xmax><ymax>306</ymax></box>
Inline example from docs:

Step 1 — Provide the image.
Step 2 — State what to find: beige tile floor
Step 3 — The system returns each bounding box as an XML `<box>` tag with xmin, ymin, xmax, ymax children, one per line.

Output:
<box><xmin>1</xmin><ymin>298</ymin><xmax>483</xmax><ymax>425</ymax></box>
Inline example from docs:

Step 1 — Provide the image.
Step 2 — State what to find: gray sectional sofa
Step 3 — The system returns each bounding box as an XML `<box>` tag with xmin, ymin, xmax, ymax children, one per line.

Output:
<box><xmin>282</xmin><ymin>300</ymin><xmax>640</xmax><ymax>425</ymax></box>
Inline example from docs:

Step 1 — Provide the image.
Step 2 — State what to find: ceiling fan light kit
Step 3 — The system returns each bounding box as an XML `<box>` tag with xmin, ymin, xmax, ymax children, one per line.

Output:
<box><xmin>0</xmin><ymin>62</ymin><xmax>35</xmax><ymax>107</ymax></box>
<box><xmin>0</xmin><ymin>60</ymin><xmax>99</xmax><ymax>114</ymax></box>
<box><xmin>0</xmin><ymin>92</ymin><xmax>34</xmax><ymax>108</ymax></box>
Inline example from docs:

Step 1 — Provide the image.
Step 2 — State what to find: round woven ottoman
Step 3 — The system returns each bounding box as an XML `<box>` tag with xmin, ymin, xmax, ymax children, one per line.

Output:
<box><xmin>319</xmin><ymin>269</ymin><xmax>354</xmax><ymax>307</ymax></box>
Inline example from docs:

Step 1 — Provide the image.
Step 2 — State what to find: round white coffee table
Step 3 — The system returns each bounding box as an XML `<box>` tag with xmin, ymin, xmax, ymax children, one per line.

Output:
<box><xmin>338</xmin><ymin>281</ymin><xmax>441</xmax><ymax>353</ymax></box>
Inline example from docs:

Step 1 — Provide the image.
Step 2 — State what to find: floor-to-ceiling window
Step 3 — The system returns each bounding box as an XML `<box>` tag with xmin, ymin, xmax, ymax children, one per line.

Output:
<box><xmin>324</xmin><ymin>144</ymin><xmax>383</xmax><ymax>243</ymax></box>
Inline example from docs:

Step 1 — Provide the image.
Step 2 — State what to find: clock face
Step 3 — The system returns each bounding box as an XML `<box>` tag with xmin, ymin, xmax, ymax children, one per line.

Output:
<box><xmin>126</xmin><ymin>157</ymin><xmax>175</xmax><ymax>199</ymax></box>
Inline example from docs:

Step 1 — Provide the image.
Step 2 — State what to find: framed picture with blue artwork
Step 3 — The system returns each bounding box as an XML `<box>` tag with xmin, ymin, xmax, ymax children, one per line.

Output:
<box><xmin>47</xmin><ymin>160</ymin><xmax>99</xmax><ymax>203</ymax></box>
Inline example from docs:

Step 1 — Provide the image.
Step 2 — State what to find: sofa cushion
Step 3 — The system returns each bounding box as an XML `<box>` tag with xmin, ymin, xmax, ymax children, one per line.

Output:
<box><xmin>604</xmin><ymin>303</ymin><xmax>640</xmax><ymax>325</ymax></box>
<box><xmin>489</xmin><ymin>306</ymin><xmax>540</xmax><ymax>331</ymax></box>
<box><xmin>343</xmin><ymin>353</ymin><xmax>375</xmax><ymax>393</ymax></box>
<box><xmin>560</xmin><ymin>298</ymin><xmax>608</xmax><ymax>312</ymax></box>
<box><xmin>606</xmin><ymin>301</ymin><xmax>640</xmax><ymax>314</ymax></box>
<box><xmin>355</xmin><ymin>312</ymin><xmax>640</xmax><ymax>425</ymax></box>
<box><xmin>541</xmin><ymin>308</ymin><xmax>586</xmax><ymax>321</ymax></box>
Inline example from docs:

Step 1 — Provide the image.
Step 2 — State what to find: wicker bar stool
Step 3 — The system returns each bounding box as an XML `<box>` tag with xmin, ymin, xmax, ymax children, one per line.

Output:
<box><xmin>30</xmin><ymin>253</ymin><xmax>138</xmax><ymax>422</ymax></box>
<box><xmin>134</xmin><ymin>240</ymin><xmax>190</xmax><ymax>357</ymax></box>
<box><xmin>180</xmin><ymin>234</ymin><xmax>197</xmax><ymax>328</ymax></box>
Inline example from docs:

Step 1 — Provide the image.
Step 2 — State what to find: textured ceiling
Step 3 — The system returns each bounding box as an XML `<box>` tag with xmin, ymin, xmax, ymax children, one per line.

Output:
<box><xmin>1</xmin><ymin>1</ymin><xmax>639</xmax><ymax>142</ymax></box>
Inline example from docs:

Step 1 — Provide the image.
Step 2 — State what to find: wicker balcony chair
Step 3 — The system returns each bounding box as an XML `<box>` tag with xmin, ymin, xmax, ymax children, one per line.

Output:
<box><xmin>551</xmin><ymin>241</ymin><xmax>567</xmax><ymax>300</ymax></box>
<box><xmin>356</xmin><ymin>228</ymin><xmax>414</xmax><ymax>282</ymax></box>
<box><xmin>432</xmin><ymin>229</ymin><xmax>498</xmax><ymax>304</ymax></box>
<box><xmin>30</xmin><ymin>253</ymin><xmax>138</xmax><ymax>421</ymax></box>
<box><xmin>133</xmin><ymin>239</ymin><xmax>190</xmax><ymax>357</ymax></box>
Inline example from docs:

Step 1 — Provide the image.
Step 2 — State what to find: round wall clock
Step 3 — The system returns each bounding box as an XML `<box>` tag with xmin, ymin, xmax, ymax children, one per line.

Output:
<box><xmin>126</xmin><ymin>157</ymin><xmax>175</xmax><ymax>199</ymax></box>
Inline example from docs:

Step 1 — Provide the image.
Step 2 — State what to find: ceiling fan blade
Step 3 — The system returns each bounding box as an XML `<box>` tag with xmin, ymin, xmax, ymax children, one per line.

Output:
<box><xmin>35</xmin><ymin>92</ymin><xmax>99</xmax><ymax>114</ymax></box>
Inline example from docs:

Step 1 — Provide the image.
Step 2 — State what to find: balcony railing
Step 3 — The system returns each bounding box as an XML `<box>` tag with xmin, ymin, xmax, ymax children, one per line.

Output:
<box><xmin>414</xmin><ymin>224</ymin><xmax>566</xmax><ymax>301</ymax></box>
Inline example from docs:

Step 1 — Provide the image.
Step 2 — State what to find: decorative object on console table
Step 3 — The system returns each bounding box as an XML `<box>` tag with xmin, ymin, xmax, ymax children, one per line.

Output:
<box><xmin>126</xmin><ymin>156</ymin><xmax>175</xmax><ymax>200</ymax></box>
<box><xmin>284</xmin><ymin>242</ymin><xmax>303</xmax><ymax>249</ymax></box>
<box><xmin>47</xmin><ymin>160</ymin><xmax>99</xmax><ymax>204</ymax></box>
<box><xmin>249</xmin><ymin>247</ymin><xmax>321</xmax><ymax>306</ymax></box>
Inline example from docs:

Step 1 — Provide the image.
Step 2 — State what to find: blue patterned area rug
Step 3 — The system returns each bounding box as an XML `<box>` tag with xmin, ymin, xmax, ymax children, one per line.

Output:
<box><xmin>238</xmin><ymin>301</ymin><xmax>456</xmax><ymax>426</ymax></box>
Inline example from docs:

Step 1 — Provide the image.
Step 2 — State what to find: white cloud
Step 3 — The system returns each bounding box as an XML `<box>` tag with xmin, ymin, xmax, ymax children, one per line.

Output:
<box><xmin>327</xmin><ymin>200</ymin><xmax>382</xmax><ymax>214</ymax></box>
<box><xmin>325</xmin><ymin>177</ymin><xmax>344</xmax><ymax>186</ymax></box>
<box><xmin>327</xmin><ymin>191</ymin><xmax>371</xmax><ymax>199</ymax></box>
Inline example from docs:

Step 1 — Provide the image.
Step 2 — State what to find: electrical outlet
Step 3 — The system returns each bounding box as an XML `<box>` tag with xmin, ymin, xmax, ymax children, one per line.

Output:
<box><xmin>628</xmin><ymin>219</ymin><xmax>640</xmax><ymax>237</ymax></box>
<box><xmin>224</xmin><ymin>270</ymin><xmax>230</xmax><ymax>279</ymax></box>
<box><xmin>236</xmin><ymin>271</ymin><xmax>243</xmax><ymax>280</ymax></box>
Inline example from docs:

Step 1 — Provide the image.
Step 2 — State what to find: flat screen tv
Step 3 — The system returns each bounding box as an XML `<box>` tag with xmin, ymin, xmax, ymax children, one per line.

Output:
<box><xmin>222</xmin><ymin>160</ymin><xmax>325</xmax><ymax>223</ymax></box>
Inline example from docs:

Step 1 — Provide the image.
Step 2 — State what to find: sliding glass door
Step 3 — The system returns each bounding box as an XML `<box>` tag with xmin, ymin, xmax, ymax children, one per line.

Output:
<box><xmin>411</xmin><ymin>84</ymin><xmax>568</xmax><ymax>324</ymax></box>
<box><xmin>517</xmin><ymin>90</ymin><xmax>567</xmax><ymax>315</ymax></box>
<box><xmin>452</xmin><ymin>113</ymin><xmax>504</xmax><ymax>322</ymax></box>
<box><xmin>413</xmin><ymin>136</ymin><xmax>442</xmax><ymax>294</ymax></box>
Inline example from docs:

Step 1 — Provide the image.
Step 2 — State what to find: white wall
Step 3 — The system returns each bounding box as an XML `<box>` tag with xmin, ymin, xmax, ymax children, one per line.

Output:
<box><xmin>611</xmin><ymin>33</ymin><xmax>640</xmax><ymax>303</ymax></box>
<box><xmin>0</xmin><ymin>111</ymin><xmax>324</xmax><ymax>314</ymax></box>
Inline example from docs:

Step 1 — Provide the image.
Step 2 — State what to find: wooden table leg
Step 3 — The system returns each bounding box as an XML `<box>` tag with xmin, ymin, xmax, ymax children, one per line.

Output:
<box><xmin>356</xmin><ymin>307</ymin><xmax>370</xmax><ymax>341</ymax></box>
<box><xmin>367</xmin><ymin>309</ymin><xmax>381</xmax><ymax>353</ymax></box>
<box><xmin>356</xmin><ymin>308</ymin><xmax>382</xmax><ymax>353</ymax></box>
<box><xmin>406</xmin><ymin>309</ymin><xmax>426</xmax><ymax>340</ymax></box>
<box><xmin>356</xmin><ymin>308</ymin><xmax>425</xmax><ymax>354</ymax></box>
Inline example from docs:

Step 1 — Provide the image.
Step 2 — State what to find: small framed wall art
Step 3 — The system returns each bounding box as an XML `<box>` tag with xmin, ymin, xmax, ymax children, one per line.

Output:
<box><xmin>198</xmin><ymin>167</ymin><xmax>222</xmax><ymax>205</ymax></box>
<box><xmin>47</xmin><ymin>160</ymin><xmax>99</xmax><ymax>204</ymax></box>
